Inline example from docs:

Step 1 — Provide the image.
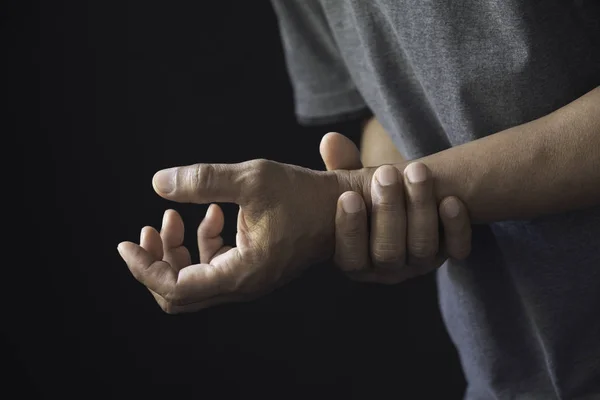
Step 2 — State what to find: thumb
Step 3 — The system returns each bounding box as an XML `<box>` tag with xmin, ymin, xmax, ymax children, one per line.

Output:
<box><xmin>152</xmin><ymin>161</ymin><xmax>248</xmax><ymax>205</ymax></box>
<box><xmin>319</xmin><ymin>132</ymin><xmax>363</xmax><ymax>171</ymax></box>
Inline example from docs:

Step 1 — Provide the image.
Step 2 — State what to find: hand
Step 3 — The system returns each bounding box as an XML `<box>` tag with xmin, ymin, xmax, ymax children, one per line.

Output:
<box><xmin>118</xmin><ymin>159</ymin><xmax>374</xmax><ymax>313</ymax></box>
<box><xmin>320</xmin><ymin>132</ymin><xmax>472</xmax><ymax>284</ymax></box>
<box><xmin>134</xmin><ymin>206</ymin><xmax>233</xmax><ymax>313</ymax></box>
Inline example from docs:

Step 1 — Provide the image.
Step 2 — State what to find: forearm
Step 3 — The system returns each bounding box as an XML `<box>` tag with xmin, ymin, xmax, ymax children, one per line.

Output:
<box><xmin>360</xmin><ymin>117</ymin><xmax>405</xmax><ymax>166</ymax></box>
<box><xmin>414</xmin><ymin>86</ymin><xmax>600</xmax><ymax>224</ymax></box>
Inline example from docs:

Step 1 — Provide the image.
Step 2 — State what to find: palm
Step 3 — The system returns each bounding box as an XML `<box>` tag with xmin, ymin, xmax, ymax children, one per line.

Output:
<box><xmin>138</xmin><ymin>199</ymin><xmax>299</xmax><ymax>313</ymax></box>
<box><xmin>139</xmin><ymin>206</ymin><xmax>247</xmax><ymax>313</ymax></box>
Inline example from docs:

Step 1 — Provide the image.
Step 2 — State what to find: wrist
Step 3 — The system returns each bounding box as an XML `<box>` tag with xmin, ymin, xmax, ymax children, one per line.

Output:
<box><xmin>330</xmin><ymin>163</ymin><xmax>411</xmax><ymax>211</ymax></box>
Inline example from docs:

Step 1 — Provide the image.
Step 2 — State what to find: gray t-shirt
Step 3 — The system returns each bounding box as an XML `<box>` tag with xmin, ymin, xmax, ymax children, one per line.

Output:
<box><xmin>271</xmin><ymin>1</ymin><xmax>600</xmax><ymax>398</ymax></box>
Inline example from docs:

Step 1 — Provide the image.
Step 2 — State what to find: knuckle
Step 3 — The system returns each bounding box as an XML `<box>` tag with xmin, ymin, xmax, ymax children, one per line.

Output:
<box><xmin>244</xmin><ymin>159</ymin><xmax>274</xmax><ymax>193</ymax></box>
<box><xmin>340</xmin><ymin>223</ymin><xmax>364</xmax><ymax>241</ymax></box>
<box><xmin>408</xmin><ymin>194</ymin><xmax>432</xmax><ymax>210</ymax></box>
<box><xmin>374</xmin><ymin>201</ymin><xmax>402</xmax><ymax>214</ymax></box>
<box><xmin>193</xmin><ymin>163</ymin><xmax>215</xmax><ymax>192</ymax></box>
<box><xmin>249</xmin><ymin>158</ymin><xmax>273</xmax><ymax>178</ymax></box>
<box><xmin>372</xmin><ymin>241</ymin><xmax>404</xmax><ymax>265</ymax></box>
<box><xmin>252</xmin><ymin>158</ymin><xmax>272</xmax><ymax>169</ymax></box>
<box><xmin>409</xmin><ymin>239</ymin><xmax>438</xmax><ymax>260</ymax></box>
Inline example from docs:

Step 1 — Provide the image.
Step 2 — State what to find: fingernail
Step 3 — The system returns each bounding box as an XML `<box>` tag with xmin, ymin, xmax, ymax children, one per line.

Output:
<box><xmin>376</xmin><ymin>165</ymin><xmax>398</xmax><ymax>186</ymax></box>
<box><xmin>442</xmin><ymin>197</ymin><xmax>460</xmax><ymax>218</ymax></box>
<box><xmin>341</xmin><ymin>193</ymin><xmax>362</xmax><ymax>213</ymax></box>
<box><xmin>153</xmin><ymin>168</ymin><xmax>176</xmax><ymax>194</ymax></box>
<box><xmin>117</xmin><ymin>242</ymin><xmax>124</xmax><ymax>254</ymax></box>
<box><xmin>404</xmin><ymin>162</ymin><xmax>427</xmax><ymax>184</ymax></box>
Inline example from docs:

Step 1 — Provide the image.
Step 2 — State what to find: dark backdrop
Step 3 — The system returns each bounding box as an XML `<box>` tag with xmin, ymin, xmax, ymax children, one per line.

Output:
<box><xmin>7</xmin><ymin>1</ymin><xmax>465</xmax><ymax>398</ymax></box>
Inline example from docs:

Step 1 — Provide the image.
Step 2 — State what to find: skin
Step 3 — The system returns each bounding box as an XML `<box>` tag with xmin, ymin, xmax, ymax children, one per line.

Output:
<box><xmin>321</xmin><ymin>127</ymin><xmax>471</xmax><ymax>284</ymax></box>
<box><xmin>118</xmin><ymin>86</ymin><xmax>600</xmax><ymax>313</ymax></box>
<box><xmin>359</xmin><ymin>117</ymin><xmax>405</xmax><ymax>167</ymax></box>
<box><xmin>401</xmin><ymin>87</ymin><xmax>600</xmax><ymax>223</ymax></box>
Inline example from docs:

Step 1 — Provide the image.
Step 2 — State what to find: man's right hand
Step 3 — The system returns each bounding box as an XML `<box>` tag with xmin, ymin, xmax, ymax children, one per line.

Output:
<box><xmin>320</xmin><ymin>132</ymin><xmax>472</xmax><ymax>284</ymax></box>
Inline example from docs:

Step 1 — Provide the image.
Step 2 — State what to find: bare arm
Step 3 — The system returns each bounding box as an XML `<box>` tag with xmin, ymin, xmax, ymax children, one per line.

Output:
<box><xmin>360</xmin><ymin>117</ymin><xmax>405</xmax><ymax>166</ymax></box>
<box><xmin>405</xmin><ymin>86</ymin><xmax>600</xmax><ymax>223</ymax></box>
<box><xmin>341</xmin><ymin>87</ymin><xmax>600</xmax><ymax>224</ymax></box>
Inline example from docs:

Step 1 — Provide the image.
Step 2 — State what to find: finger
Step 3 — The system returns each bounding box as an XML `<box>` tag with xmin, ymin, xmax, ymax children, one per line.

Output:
<box><xmin>334</xmin><ymin>191</ymin><xmax>370</xmax><ymax>272</ymax></box>
<box><xmin>152</xmin><ymin>161</ymin><xmax>250</xmax><ymax>205</ymax></box>
<box><xmin>198</xmin><ymin>204</ymin><xmax>231</xmax><ymax>264</ymax></box>
<box><xmin>403</xmin><ymin>162</ymin><xmax>439</xmax><ymax>266</ymax></box>
<box><xmin>173</xmin><ymin>247</ymin><xmax>244</xmax><ymax>302</ymax></box>
<box><xmin>439</xmin><ymin>196</ymin><xmax>472</xmax><ymax>260</ymax></box>
<box><xmin>161</xmin><ymin>209</ymin><xmax>184</xmax><ymax>248</ymax></box>
<box><xmin>319</xmin><ymin>132</ymin><xmax>362</xmax><ymax>171</ymax></box>
<box><xmin>160</xmin><ymin>209</ymin><xmax>191</xmax><ymax>270</ymax></box>
<box><xmin>370</xmin><ymin>165</ymin><xmax>406</xmax><ymax>269</ymax></box>
<box><xmin>140</xmin><ymin>226</ymin><xmax>163</xmax><ymax>260</ymax></box>
<box><xmin>120</xmin><ymin>242</ymin><xmax>245</xmax><ymax>305</ymax></box>
<box><xmin>118</xmin><ymin>241</ymin><xmax>176</xmax><ymax>298</ymax></box>
<box><xmin>140</xmin><ymin>224</ymin><xmax>179</xmax><ymax>301</ymax></box>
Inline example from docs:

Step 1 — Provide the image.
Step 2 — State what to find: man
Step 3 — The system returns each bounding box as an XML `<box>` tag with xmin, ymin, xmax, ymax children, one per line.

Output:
<box><xmin>118</xmin><ymin>1</ymin><xmax>600</xmax><ymax>398</ymax></box>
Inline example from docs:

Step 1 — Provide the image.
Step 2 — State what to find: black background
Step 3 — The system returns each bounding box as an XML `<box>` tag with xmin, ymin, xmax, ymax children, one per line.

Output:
<box><xmin>6</xmin><ymin>1</ymin><xmax>465</xmax><ymax>398</ymax></box>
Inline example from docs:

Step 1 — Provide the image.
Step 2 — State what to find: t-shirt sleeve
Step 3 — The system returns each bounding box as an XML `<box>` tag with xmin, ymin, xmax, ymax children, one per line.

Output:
<box><xmin>270</xmin><ymin>0</ymin><xmax>371</xmax><ymax>126</ymax></box>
